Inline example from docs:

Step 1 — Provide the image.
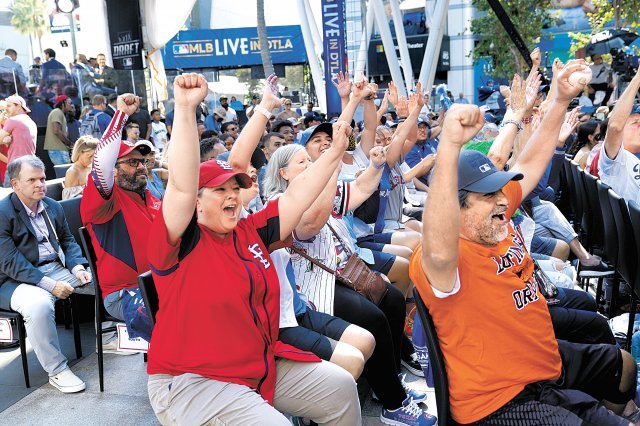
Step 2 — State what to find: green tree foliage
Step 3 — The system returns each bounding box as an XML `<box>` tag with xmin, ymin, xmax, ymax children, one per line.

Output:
<box><xmin>10</xmin><ymin>0</ymin><xmax>49</xmax><ymax>58</ymax></box>
<box><xmin>569</xmin><ymin>0</ymin><xmax>640</xmax><ymax>54</ymax></box>
<box><xmin>10</xmin><ymin>0</ymin><xmax>49</xmax><ymax>38</ymax></box>
<box><xmin>471</xmin><ymin>0</ymin><xmax>552</xmax><ymax>78</ymax></box>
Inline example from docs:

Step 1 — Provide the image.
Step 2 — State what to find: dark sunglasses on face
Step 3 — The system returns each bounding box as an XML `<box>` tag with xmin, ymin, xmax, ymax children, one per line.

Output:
<box><xmin>116</xmin><ymin>158</ymin><xmax>152</xmax><ymax>168</ymax></box>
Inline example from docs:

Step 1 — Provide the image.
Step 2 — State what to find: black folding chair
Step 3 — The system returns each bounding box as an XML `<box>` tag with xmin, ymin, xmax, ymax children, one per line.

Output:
<box><xmin>609</xmin><ymin>191</ymin><xmax>638</xmax><ymax>350</ymax></box>
<box><xmin>137</xmin><ymin>271</ymin><xmax>158</xmax><ymax>327</ymax></box>
<box><xmin>0</xmin><ymin>310</ymin><xmax>29</xmax><ymax>387</ymax></box>
<box><xmin>78</xmin><ymin>226</ymin><xmax>119</xmax><ymax>392</ymax></box>
<box><xmin>413</xmin><ymin>288</ymin><xmax>457</xmax><ymax>425</ymax></box>
<box><xmin>597</xmin><ymin>180</ymin><xmax>621</xmax><ymax>318</ymax></box>
<box><xmin>570</xmin><ymin>161</ymin><xmax>588</xmax><ymax>239</ymax></box>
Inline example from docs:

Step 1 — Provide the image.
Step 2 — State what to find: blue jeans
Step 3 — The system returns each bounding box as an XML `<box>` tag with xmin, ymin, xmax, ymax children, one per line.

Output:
<box><xmin>48</xmin><ymin>150</ymin><xmax>70</xmax><ymax>165</ymax></box>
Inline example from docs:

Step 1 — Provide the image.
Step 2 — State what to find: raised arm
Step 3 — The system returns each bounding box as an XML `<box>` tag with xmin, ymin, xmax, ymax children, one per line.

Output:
<box><xmin>228</xmin><ymin>74</ymin><xmax>283</xmax><ymax>172</ymax></box>
<box><xmin>91</xmin><ymin>95</ymin><xmax>137</xmax><ymax>198</ymax></box>
<box><xmin>348</xmin><ymin>146</ymin><xmax>386</xmax><ymax>209</ymax></box>
<box><xmin>386</xmin><ymin>90</ymin><xmax>422</xmax><ymax>166</ymax></box>
<box><xmin>488</xmin><ymin>72</ymin><xmax>540</xmax><ymax>169</ymax></box>
<box><xmin>294</xmin><ymin>167</ymin><xmax>340</xmax><ymax>241</ymax></box>
<box><xmin>162</xmin><ymin>74</ymin><xmax>209</xmax><ymax>244</ymax></box>
<box><xmin>604</xmin><ymin>67</ymin><xmax>640</xmax><ymax>159</ymax></box>
<box><xmin>420</xmin><ymin>105</ymin><xmax>484</xmax><ymax>292</ymax></box>
<box><xmin>511</xmin><ymin>60</ymin><xmax>588</xmax><ymax>198</ymax></box>
<box><xmin>360</xmin><ymin>88</ymin><xmax>379</xmax><ymax>154</ymax></box>
<box><xmin>376</xmin><ymin>90</ymin><xmax>389</xmax><ymax>124</ymax></box>
<box><xmin>332</xmin><ymin>71</ymin><xmax>352</xmax><ymax>112</ymax></box>
<box><xmin>278</xmin><ymin>121</ymin><xmax>350</xmax><ymax>240</ymax></box>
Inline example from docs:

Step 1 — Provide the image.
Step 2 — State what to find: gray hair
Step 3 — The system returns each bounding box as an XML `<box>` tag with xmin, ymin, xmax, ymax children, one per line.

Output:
<box><xmin>8</xmin><ymin>155</ymin><xmax>45</xmax><ymax>181</ymax></box>
<box><xmin>263</xmin><ymin>144</ymin><xmax>304</xmax><ymax>200</ymax></box>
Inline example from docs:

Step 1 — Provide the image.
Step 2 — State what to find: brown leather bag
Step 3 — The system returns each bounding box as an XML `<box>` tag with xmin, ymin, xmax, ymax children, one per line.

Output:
<box><xmin>290</xmin><ymin>223</ymin><xmax>389</xmax><ymax>306</ymax></box>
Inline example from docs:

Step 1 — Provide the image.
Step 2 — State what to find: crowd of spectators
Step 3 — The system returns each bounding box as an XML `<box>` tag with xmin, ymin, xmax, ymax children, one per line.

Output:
<box><xmin>2</xmin><ymin>41</ymin><xmax>640</xmax><ymax>426</ymax></box>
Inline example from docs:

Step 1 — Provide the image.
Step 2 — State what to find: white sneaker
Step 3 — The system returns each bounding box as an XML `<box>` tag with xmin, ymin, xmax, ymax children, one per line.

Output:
<box><xmin>49</xmin><ymin>368</ymin><xmax>86</xmax><ymax>393</ymax></box>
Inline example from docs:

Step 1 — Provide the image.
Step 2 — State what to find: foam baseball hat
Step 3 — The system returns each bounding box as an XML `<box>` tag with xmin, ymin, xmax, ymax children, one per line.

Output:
<box><xmin>6</xmin><ymin>95</ymin><xmax>30</xmax><ymax>113</ymax></box>
<box><xmin>198</xmin><ymin>159</ymin><xmax>252</xmax><ymax>189</ymax></box>
<box><xmin>297</xmin><ymin>122</ymin><xmax>333</xmax><ymax>147</ymax></box>
<box><xmin>458</xmin><ymin>150</ymin><xmax>523</xmax><ymax>193</ymax></box>
<box><xmin>117</xmin><ymin>139</ymin><xmax>154</xmax><ymax>158</ymax></box>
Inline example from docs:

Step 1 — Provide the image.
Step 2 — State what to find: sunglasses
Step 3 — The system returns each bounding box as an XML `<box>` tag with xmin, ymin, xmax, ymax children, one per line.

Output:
<box><xmin>116</xmin><ymin>158</ymin><xmax>152</xmax><ymax>168</ymax></box>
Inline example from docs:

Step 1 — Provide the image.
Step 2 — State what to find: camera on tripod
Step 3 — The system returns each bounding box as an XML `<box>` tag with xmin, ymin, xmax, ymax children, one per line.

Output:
<box><xmin>610</xmin><ymin>48</ymin><xmax>639</xmax><ymax>82</ymax></box>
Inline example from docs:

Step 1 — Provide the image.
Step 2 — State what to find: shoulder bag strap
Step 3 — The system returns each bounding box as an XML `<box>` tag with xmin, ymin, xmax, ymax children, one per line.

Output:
<box><xmin>326</xmin><ymin>221</ymin><xmax>354</xmax><ymax>257</ymax></box>
<box><xmin>289</xmin><ymin>245</ymin><xmax>338</xmax><ymax>276</ymax></box>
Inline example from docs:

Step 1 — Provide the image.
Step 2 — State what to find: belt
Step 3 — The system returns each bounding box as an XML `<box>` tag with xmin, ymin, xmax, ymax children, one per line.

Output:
<box><xmin>530</xmin><ymin>196</ymin><xmax>542</xmax><ymax>207</ymax></box>
<box><xmin>37</xmin><ymin>258</ymin><xmax>57</xmax><ymax>267</ymax></box>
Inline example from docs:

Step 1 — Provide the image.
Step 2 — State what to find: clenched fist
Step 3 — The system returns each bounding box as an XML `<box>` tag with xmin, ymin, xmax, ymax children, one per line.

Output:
<box><xmin>441</xmin><ymin>105</ymin><xmax>485</xmax><ymax>147</ymax></box>
<box><xmin>117</xmin><ymin>94</ymin><xmax>139</xmax><ymax>116</ymax></box>
<box><xmin>174</xmin><ymin>73</ymin><xmax>209</xmax><ymax>109</ymax></box>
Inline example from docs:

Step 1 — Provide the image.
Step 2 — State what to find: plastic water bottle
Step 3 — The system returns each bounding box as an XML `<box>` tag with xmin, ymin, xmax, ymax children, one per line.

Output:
<box><xmin>412</xmin><ymin>313</ymin><xmax>434</xmax><ymax>387</ymax></box>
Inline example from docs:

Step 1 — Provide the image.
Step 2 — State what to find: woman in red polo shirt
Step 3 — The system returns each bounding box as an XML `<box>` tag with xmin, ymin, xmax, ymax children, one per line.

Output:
<box><xmin>146</xmin><ymin>74</ymin><xmax>361</xmax><ymax>425</ymax></box>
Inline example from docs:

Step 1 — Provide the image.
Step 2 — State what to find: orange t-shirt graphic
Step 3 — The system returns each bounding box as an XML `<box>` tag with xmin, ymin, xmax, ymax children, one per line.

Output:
<box><xmin>409</xmin><ymin>181</ymin><xmax>562</xmax><ymax>424</ymax></box>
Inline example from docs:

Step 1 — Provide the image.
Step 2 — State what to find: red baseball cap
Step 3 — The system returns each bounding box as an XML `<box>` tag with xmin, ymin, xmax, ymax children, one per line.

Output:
<box><xmin>198</xmin><ymin>159</ymin><xmax>252</xmax><ymax>190</ymax></box>
<box><xmin>117</xmin><ymin>139</ymin><xmax>154</xmax><ymax>158</ymax></box>
<box><xmin>54</xmin><ymin>95</ymin><xmax>69</xmax><ymax>107</ymax></box>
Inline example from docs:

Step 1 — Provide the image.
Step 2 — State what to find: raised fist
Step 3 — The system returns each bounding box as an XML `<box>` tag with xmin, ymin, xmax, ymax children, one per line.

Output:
<box><xmin>331</xmin><ymin>120</ymin><xmax>351</xmax><ymax>153</ymax></box>
<box><xmin>117</xmin><ymin>94</ymin><xmax>139</xmax><ymax>116</ymax></box>
<box><xmin>554</xmin><ymin>60</ymin><xmax>589</xmax><ymax>103</ymax></box>
<box><xmin>369</xmin><ymin>145</ymin><xmax>387</xmax><ymax>168</ymax></box>
<box><xmin>174</xmin><ymin>73</ymin><xmax>209</xmax><ymax>109</ymax></box>
<box><xmin>441</xmin><ymin>104</ymin><xmax>485</xmax><ymax>147</ymax></box>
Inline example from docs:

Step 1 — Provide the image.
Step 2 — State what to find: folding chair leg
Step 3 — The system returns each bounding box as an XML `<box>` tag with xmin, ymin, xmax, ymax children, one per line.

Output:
<box><xmin>17</xmin><ymin>315</ymin><xmax>30</xmax><ymax>388</ymax></box>
<box><xmin>96</xmin><ymin>314</ymin><xmax>104</xmax><ymax>392</ymax></box>
<box><xmin>625</xmin><ymin>297</ymin><xmax>637</xmax><ymax>352</ymax></box>
<box><xmin>609</xmin><ymin>276</ymin><xmax>619</xmax><ymax>319</ymax></box>
<box><xmin>71</xmin><ymin>296</ymin><xmax>82</xmax><ymax>359</ymax></box>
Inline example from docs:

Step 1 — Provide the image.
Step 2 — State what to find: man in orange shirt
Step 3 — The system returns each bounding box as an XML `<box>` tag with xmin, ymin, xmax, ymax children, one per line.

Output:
<box><xmin>410</xmin><ymin>60</ymin><xmax>640</xmax><ymax>425</ymax></box>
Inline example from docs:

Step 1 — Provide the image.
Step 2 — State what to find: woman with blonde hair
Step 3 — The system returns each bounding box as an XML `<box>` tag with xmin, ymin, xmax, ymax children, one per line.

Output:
<box><xmin>63</xmin><ymin>135</ymin><xmax>98</xmax><ymax>199</ymax></box>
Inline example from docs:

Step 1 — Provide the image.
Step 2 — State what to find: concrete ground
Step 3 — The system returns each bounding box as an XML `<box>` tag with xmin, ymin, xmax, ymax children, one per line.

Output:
<box><xmin>0</xmin><ymin>321</ymin><xmax>437</xmax><ymax>425</ymax></box>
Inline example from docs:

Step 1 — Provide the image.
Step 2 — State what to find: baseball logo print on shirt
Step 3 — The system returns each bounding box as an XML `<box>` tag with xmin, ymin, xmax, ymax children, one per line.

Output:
<box><xmin>248</xmin><ymin>243</ymin><xmax>271</xmax><ymax>269</ymax></box>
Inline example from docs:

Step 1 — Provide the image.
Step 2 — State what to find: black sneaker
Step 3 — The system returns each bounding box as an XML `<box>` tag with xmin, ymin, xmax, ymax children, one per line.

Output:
<box><xmin>579</xmin><ymin>260</ymin><xmax>613</xmax><ymax>277</ymax></box>
<box><xmin>401</xmin><ymin>352</ymin><xmax>425</xmax><ymax>377</ymax></box>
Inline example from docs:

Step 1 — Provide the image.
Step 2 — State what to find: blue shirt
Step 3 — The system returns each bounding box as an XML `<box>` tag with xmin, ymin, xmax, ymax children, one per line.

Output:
<box><xmin>89</xmin><ymin>108</ymin><xmax>111</xmax><ymax>134</ymax></box>
<box><xmin>405</xmin><ymin>138</ymin><xmax>438</xmax><ymax>185</ymax></box>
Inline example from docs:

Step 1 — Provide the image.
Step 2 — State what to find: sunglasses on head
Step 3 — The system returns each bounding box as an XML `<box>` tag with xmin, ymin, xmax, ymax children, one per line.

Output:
<box><xmin>116</xmin><ymin>158</ymin><xmax>151</xmax><ymax>168</ymax></box>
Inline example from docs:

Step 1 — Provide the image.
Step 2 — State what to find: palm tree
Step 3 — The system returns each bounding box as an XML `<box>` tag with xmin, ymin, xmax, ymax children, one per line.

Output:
<box><xmin>256</xmin><ymin>0</ymin><xmax>274</xmax><ymax>78</ymax></box>
<box><xmin>10</xmin><ymin>0</ymin><xmax>50</xmax><ymax>61</ymax></box>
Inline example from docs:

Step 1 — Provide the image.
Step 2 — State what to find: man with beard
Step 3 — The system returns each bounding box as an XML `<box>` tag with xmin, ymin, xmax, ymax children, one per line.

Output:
<box><xmin>80</xmin><ymin>94</ymin><xmax>157</xmax><ymax>342</ymax></box>
<box><xmin>411</xmin><ymin>61</ymin><xmax>640</xmax><ymax>425</ymax></box>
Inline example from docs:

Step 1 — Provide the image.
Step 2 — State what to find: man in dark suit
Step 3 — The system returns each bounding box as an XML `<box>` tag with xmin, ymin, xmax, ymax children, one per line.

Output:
<box><xmin>41</xmin><ymin>48</ymin><xmax>70</xmax><ymax>86</ymax></box>
<box><xmin>0</xmin><ymin>155</ymin><xmax>92</xmax><ymax>393</ymax></box>
<box><xmin>103</xmin><ymin>93</ymin><xmax>118</xmax><ymax>118</ymax></box>
<box><xmin>95</xmin><ymin>53</ymin><xmax>118</xmax><ymax>90</ymax></box>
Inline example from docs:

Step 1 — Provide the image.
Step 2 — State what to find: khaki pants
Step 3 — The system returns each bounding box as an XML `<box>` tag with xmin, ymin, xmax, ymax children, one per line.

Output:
<box><xmin>148</xmin><ymin>359</ymin><xmax>362</xmax><ymax>425</ymax></box>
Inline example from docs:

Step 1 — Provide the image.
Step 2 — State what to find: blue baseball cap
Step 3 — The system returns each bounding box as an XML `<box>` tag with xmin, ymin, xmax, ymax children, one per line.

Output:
<box><xmin>297</xmin><ymin>122</ymin><xmax>333</xmax><ymax>147</ymax></box>
<box><xmin>458</xmin><ymin>150</ymin><xmax>523</xmax><ymax>192</ymax></box>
